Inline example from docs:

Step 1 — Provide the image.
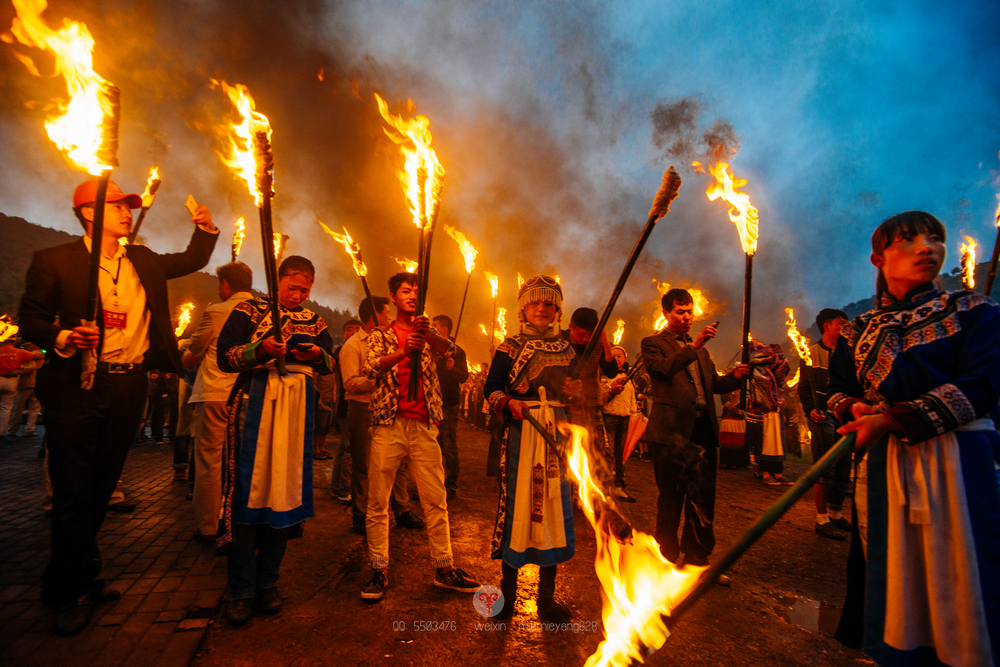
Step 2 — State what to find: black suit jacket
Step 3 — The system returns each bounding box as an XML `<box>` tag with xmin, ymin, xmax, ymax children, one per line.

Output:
<box><xmin>639</xmin><ymin>329</ymin><xmax>741</xmax><ymax>448</ymax></box>
<box><xmin>19</xmin><ymin>227</ymin><xmax>218</xmax><ymax>407</ymax></box>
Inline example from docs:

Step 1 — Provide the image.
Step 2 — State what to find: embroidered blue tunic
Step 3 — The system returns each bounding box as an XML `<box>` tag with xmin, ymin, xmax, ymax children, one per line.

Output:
<box><xmin>214</xmin><ymin>297</ymin><xmax>335</xmax><ymax>551</ymax></box>
<box><xmin>484</xmin><ymin>330</ymin><xmax>577</xmax><ymax>568</ymax></box>
<box><xmin>829</xmin><ymin>285</ymin><xmax>1000</xmax><ymax>667</ymax></box>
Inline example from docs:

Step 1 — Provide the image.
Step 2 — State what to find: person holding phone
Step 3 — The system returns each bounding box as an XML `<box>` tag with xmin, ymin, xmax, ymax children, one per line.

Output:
<box><xmin>215</xmin><ymin>255</ymin><xmax>335</xmax><ymax>625</ymax></box>
<box><xmin>19</xmin><ymin>178</ymin><xmax>218</xmax><ymax>636</ymax></box>
<box><xmin>640</xmin><ymin>289</ymin><xmax>749</xmax><ymax>569</ymax></box>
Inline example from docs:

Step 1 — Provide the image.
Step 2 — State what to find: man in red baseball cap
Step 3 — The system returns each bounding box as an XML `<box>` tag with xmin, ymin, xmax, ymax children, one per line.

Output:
<box><xmin>18</xmin><ymin>177</ymin><xmax>220</xmax><ymax>636</ymax></box>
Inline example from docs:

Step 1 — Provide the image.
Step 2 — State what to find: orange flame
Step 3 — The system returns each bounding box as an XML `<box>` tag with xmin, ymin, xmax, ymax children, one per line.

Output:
<box><xmin>961</xmin><ymin>236</ymin><xmax>977</xmax><ymax>290</ymax></box>
<box><xmin>140</xmin><ymin>166</ymin><xmax>160</xmax><ymax>208</ymax></box>
<box><xmin>995</xmin><ymin>200</ymin><xmax>1000</xmax><ymax>228</ymax></box>
<box><xmin>392</xmin><ymin>257</ymin><xmax>419</xmax><ymax>273</ymax></box>
<box><xmin>651</xmin><ymin>279</ymin><xmax>717</xmax><ymax>330</ymax></box>
<box><xmin>561</xmin><ymin>423</ymin><xmax>704</xmax><ymax>666</ymax></box>
<box><xmin>317</xmin><ymin>220</ymin><xmax>367</xmax><ymax>277</ymax></box>
<box><xmin>444</xmin><ymin>225</ymin><xmax>477</xmax><ymax>274</ymax></box>
<box><xmin>786</xmin><ymin>367</ymin><xmax>800</xmax><ymax>388</ymax></box>
<box><xmin>784</xmin><ymin>308</ymin><xmax>812</xmax><ymax>366</ymax></box>
<box><xmin>554</xmin><ymin>274</ymin><xmax>561</xmax><ymax>285</ymax></box>
<box><xmin>517</xmin><ymin>272</ymin><xmax>524</xmax><ymax>290</ymax></box>
<box><xmin>479</xmin><ymin>323</ymin><xmax>489</xmax><ymax>339</ymax></box>
<box><xmin>8</xmin><ymin>0</ymin><xmax>117</xmax><ymax>174</ymax></box>
<box><xmin>485</xmin><ymin>272</ymin><xmax>499</xmax><ymax>299</ymax></box>
<box><xmin>375</xmin><ymin>93</ymin><xmax>444</xmax><ymax>230</ymax></box>
<box><xmin>214</xmin><ymin>80</ymin><xmax>272</xmax><ymax>206</ymax></box>
<box><xmin>612</xmin><ymin>319</ymin><xmax>625</xmax><ymax>346</ymax></box>
<box><xmin>693</xmin><ymin>161</ymin><xmax>759</xmax><ymax>255</ymax></box>
<box><xmin>174</xmin><ymin>302</ymin><xmax>194</xmax><ymax>338</ymax></box>
<box><xmin>0</xmin><ymin>315</ymin><xmax>19</xmax><ymax>343</ymax></box>
<box><xmin>495</xmin><ymin>308</ymin><xmax>507</xmax><ymax>342</ymax></box>
<box><xmin>273</xmin><ymin>233</ymin><xmax>288</xmax><ymax>263</ymax></box>
<box><xmin>232</xmin><ymin>216</ymin><xmax>246</xmax><ymax>259</ymax></box>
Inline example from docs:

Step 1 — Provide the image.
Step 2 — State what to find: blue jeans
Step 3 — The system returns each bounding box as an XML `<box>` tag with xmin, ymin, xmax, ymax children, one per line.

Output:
<box><xmin>227</xmin><ymin>523</ymin><xmax>291</xmax><ymax>599</ymax></box>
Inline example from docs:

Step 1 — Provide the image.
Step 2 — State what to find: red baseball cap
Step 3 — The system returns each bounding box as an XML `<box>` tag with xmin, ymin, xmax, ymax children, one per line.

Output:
<box><xmin>73</xmin><ymin>179</ymin><xmax>143</xmax><ymax>209</ymax></box>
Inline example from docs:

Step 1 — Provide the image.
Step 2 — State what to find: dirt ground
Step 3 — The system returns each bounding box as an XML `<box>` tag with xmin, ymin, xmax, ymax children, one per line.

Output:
<box><xmin>192</xmin><ymin>421</ymin><xmax>872</xmax><ymax>667</ymax></box>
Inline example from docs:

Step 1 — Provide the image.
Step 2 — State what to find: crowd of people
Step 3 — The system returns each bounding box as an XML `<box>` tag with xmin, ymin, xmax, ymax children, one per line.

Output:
<box><xmin>6</xmin><ymin>176</ymin><xmax>998</xmax><ymax>667</ymax></box>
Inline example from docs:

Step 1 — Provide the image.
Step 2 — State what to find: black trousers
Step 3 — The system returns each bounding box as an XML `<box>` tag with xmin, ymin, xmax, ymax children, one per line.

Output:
<box><xmin>604</xmin><ymin>414</ymin><xmax>629</xmax><ymax>487</ymax></box>
<box><xmin>650</xmin><ymin>417</ymin><xmax>717</xmax><ymax>565</ymax></box>
<box><xmin>42</xmin><ymin>370</ymin><xmax>148</xmax><ymax>606</ymax></box>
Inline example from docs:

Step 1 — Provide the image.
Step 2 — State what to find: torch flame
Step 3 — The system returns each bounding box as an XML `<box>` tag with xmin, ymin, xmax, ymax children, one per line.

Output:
<box><xmin>480</xmin><ymin>324</ymin><xmax>489</xmax><ymax>339</ymax></box>
<box><xmin>140</xmin><ymin>166</ymin><xmax>160</xmax><ymax>208</ymax></box>
<box><xmin>273</xmin><ymin>233</ymin><xmax>288</xmax><ymax>263</ymax></box>
<box><xmin>232</xmin><ymin>216</ymin><xmax>246</xmax><ymax>258</ymax></box>
<box><xmin>174</xmin><ymin>302</ymin><xmax>194</xmax><ymax>338</ymax></box>
<box><xmin>693</xmin><ymin>161</ymin><xmax>759</xmax><ymax>255</ymax></box>
<box><xmin>786</xmin><ymin>367</ymin><xmax>800</xmax><ymax>388</ymax></box>
<box><xmin>554</xmin><ymin>275</ymin><xmax>561</xmax><ymax>285</ymax></box>
<box><xmin>392</xmin><ymin>257</ymin><xmax>419</xmax><ymax>273</ymax></box>
<box><xmin>560</xmin><ymin>423</ymin><xmax>704</xmax><ymax>667</ymax></box>
<box><xmin>317</xmin><ymin>220</ymin><xmax>367</xmax><ymax>277</ymax></box>
<box><xmin>960</xmin><ymin>236</ymin><xmax>977</xmax><ymax>290</ymax></box>
<box><xmin>517</xmin><ymin>272</ymin><xmax>524</xmax><ymax>290</ymax></box>
<box><xmin>375</xmin><ymin>93</ymin><xmax>445</xmax><ymax>230</ymax></box>
<box><xmin>995</xmin><ymin>199</ymin><xmax>1000</xmax><ymax>228</ymax></box>
<box><xmin>495</xmin><ymin>308</ymin><xmax>507</xmax><ymax>342</ymax></box>
<box><xmin>485</xmin><ymin>272</ymin><xmax>499</xmax><ymax>299</ymax></box>
<box><xmin>784</xmin><ymin>308</ymin><xmax>813</xmax><ymax>366</ymax></box>
<box><xmin>444</xmin><ymin>225</ymin><xmax>477</xmax><ymax>274</ymax></box>
<box><xmin>651</xmin><ymin>279</ymin><xmax>716</xmax><ymax>330</ymax></box>
<box><xmin>8</xmin><ymin>0</ymin><xmax>118</xmax><ymax>174</ymax></box>
<box><xmin>0</xmin><ymin>315</ymin><xmax>19</xmax><ymax>343</ymax></box>
<box><xmin>612</xmin><ymin>319</ymin><xmax>625</xmax><ymax>346</ymax></box>
<box><xmin>214</xmin><ymin>80</ymin><xmax>272</xmax><ymax>207</ymax></box>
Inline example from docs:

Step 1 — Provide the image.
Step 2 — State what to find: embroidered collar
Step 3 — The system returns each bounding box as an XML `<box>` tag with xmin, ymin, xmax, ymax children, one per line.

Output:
<box><xmin>879</xmin><ymin>283</ymin><xmax>938</xmax><ymax>310</ymax></box>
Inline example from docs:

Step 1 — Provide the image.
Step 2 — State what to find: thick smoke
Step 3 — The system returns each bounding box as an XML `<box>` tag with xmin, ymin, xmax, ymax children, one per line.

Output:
<box><xmin>650</xmin><ymin>97</ymin><xmax>741</xmax><ymax>166</ymax></box>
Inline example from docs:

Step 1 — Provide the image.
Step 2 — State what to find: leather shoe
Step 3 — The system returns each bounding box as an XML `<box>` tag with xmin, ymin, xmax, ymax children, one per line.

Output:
<box><xmin>53</xmin><ymin>597</ymin><xmax>93</xmax><ymax>636</ymax></box>
<box><xmin>257</xmin><ymin>588</ymin><xmax>281</xmax><ymax>614</ymax></box>
<box><xmin>107</xmin><ymin>501</ymin><xmax>137</xmax><ymax>513</ymax></box>
<box><xmin>815</xmin><ymin>522</ymin><xmax>847</xmax><ymax>541</ymax></box>
<box><xmin>396</xmin><ymin>510</ymin><xmax>425</xmax><ymax>530</ymax></box>
<box><xmin>224</xmin><ymin>598</ymin><xmax>254</xmax><ymax>625</ymax></box>
<box><xmin>90</xmin><ymin>588</ymin><xmax>121</xmax><ymax>604</ymax></box>
<box><xmin>829</xmin><ymin>516</ymin><xmax>852</xmax><ymax>531</ymax></box>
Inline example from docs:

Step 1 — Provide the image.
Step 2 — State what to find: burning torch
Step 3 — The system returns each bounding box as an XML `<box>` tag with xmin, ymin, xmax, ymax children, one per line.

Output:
<box><xmin>232</xmin><ymin>216</ymin><xmax>246</xmax><ymax>262</ymax></box>
<box><xmin>0</xmin><ymin>315</ymin><xmax>18</xmax><ymax>344</ymax></box>
<box><xmin>375</xmin><ymin>93</ymin><xmax>445</xmax><ymax>400</ymax></box>
<box><xmin>215</xmin><ymin>81</ymin><xmax>285</xmax><ymax>375</ymax></box>
<box><xmin>317</xmin><ymin>220</ymin><xmax>378</xmax><ymax>323</ymax></box>
<box><xmin>694</xmin><ymin>161</ymin><xmax>758</xmax><ymax>409</ymax></box>
<box><xmin>784</xmin><ymin>308</ymin><xmax>819</xmax><ymax>414</ymax></box>
<box><xmin>984</xmin><ymin>202</ymin><xmax>1000</xmax><ymax>297</ymax></box>
<box><xmin>7</xmin><ymin>2</ymin><xmax>122</xmax><ymax>389</ymax></box>
<box><xmin>485</xmin><ymin>272</ymin><xmax>499</xmax><ymax>344</ymax></box>
<box><xmin>127</xmin><ymin>166</ymin><xmax>160</xmax><ymax>244</ymax></box>
<box><xmin>445</xmin><ymin>224</ymin><xmax>478</xmax><ymax>343</ymax></box>
<box><xmin>569</xmin><ymin>166</ymin><xmax>682</xmax><ymax>382</ymax></box>
<box><xmin>960</xmin><ymin>235</ymin><xmax>977</xmax><ymax>291</ymax></box>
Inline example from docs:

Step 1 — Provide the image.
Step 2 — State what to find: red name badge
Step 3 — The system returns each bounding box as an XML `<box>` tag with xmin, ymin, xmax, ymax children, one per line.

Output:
<box><xmin>104</xmin><ymin>310</ymin><xmax>127</xmax><ymax>329</ymax></box>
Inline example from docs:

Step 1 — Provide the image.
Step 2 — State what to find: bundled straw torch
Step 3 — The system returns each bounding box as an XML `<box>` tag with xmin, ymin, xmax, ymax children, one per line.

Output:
<box><xmin>215</xmin><ymin>80</ymin><xmax>285</xmax><ymax>375</ymax></box>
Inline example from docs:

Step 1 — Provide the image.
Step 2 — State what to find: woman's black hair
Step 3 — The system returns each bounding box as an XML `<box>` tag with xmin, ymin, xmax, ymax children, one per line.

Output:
<box><xmin>871</xmin><ymin>211</ymin><xmax>946</xmax><ymax>302</ymax></box>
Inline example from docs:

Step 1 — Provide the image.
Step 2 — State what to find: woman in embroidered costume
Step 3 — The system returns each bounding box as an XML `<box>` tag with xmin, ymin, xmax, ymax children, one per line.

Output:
<box><xmin>215</xmin><ymin>256</ymin><xmax>335</xmax><ymax>625</ymax></box>
<box><xmin>483</xmin><ymin>275</ymin><xmax>580</xmax><ymax>622</ymax></box>
<box><xmin>830</xmin><ymin>211</ymin><xmax>1000</xmax><ymax>667</ymax></box>
<box><xmin>744</xmin><ymin>340</ymin><xmax>792</xmax><ymax>485</ymax></box>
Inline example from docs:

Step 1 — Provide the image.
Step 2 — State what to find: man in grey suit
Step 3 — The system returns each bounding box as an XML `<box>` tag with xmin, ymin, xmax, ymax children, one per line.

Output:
<box><xmin>640</xmin><ymin>288</ymin><xmax>749</xmax><ymax>567</ymax></box>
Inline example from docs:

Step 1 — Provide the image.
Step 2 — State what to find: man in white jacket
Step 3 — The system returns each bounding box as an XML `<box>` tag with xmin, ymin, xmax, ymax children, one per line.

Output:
<box><xmin>183</xmin><ymin>262</ymin><xmax>253</xmax><ymax>542</ymax></box>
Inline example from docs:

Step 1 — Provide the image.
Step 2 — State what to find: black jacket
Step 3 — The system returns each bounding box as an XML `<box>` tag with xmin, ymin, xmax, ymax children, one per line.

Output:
<box><xmin>19</xmin><ymin>227</ymin><xmax>218</xmax><ymax>408</ymax></box>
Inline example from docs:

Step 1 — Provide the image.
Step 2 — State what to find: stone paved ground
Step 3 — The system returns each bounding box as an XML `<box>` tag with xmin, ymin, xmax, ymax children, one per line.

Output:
<box><xmin>0</xmin><ymin>431</ymin><xmax>226</xmax><ymax>667</ymax></box>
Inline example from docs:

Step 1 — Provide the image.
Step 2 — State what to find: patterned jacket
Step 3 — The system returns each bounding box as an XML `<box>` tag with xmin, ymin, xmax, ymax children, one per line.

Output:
<box><xmin>363</xmin><ymin>324</ymin><xmax>453</xmax><ymax>426</ymax></box>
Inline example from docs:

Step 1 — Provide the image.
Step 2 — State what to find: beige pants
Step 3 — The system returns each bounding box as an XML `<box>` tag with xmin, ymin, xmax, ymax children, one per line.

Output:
<box><xmin>192</xmin><ymin>401</ymin><xmax>228</xmax><ymax>537</ymax></box>
<box><xmin>367</xmin><ymin>417</ymin><xmax>452</xmax><ymax>570</ymax></box>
